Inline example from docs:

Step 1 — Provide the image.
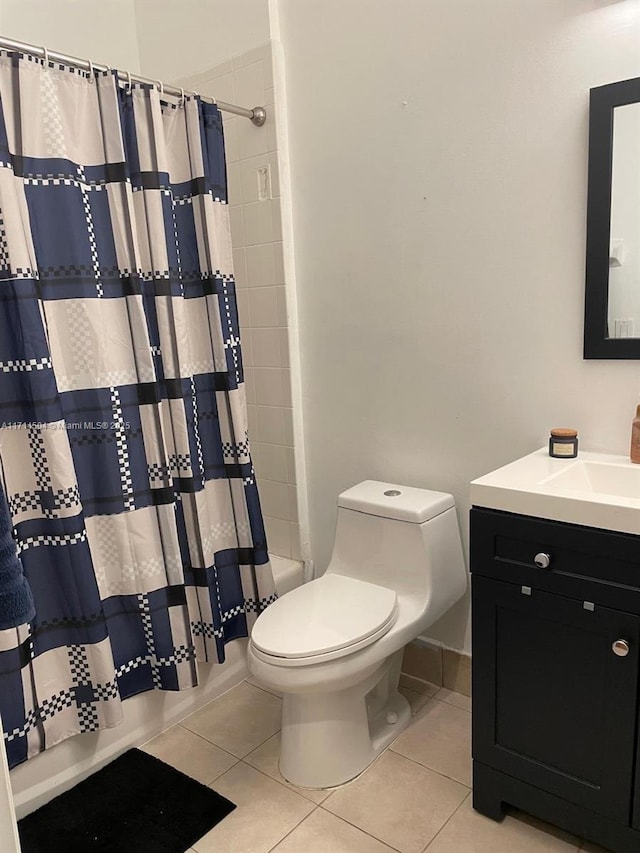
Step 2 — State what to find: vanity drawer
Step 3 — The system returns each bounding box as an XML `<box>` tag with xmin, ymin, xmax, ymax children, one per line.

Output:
<box><xmin>471</xmin><ymin>508</ymin><xmax>640</xmax><ymax>611</ymax></box>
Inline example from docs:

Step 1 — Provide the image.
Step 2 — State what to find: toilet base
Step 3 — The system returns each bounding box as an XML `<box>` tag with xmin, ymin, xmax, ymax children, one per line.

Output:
<box><xmin>278</xmin><ymin>648</ymin><xmax>410</xmax><ymax>789</ymax></box>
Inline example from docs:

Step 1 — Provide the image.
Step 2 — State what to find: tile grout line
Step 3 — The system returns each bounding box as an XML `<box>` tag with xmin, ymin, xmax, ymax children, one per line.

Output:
<box><xmin>186</xmin><ymin>679</ymin><xmax>472</xmax><ymax>850</ymax></box>
<box><xmin>315</xmin><ymin>802</ymin><xmax>405</xmax><ymax>853</ymax></box>
<box><xmin>147</xmin><ymin>725</ymin><xmax>240</xmax><ymax>789</ymax></box>
<box><xmin>238</xmin><ymin>757</ymin><xmax>329</xmax><ymax>808</ymax></box>
<box><xmin>433</xmin><ymin>690</ymin><xmax>472</xmax><ymax>711</ymax></box>
<box><xmin>422</xmin><ymin>695</ymin><xmax>471</xmax><ymax>715</ymax></box>
<box><xmin>192</xmin><ymin>761</ymin><xmax>318</xmax><ymax>853</ymax></box>
<box><xmin>315</xmin><ymin>746</ymin><xmax>470</xmax><ymax>853</ymax></box>
<box><xmin>421</xmin><ymin>790</ymin><xmax>472</xmax><ymax>852</ymax></box>
<box><xmin>315</xmin><ymin>745</ymin><xmax>435</xmax><ymax>852</ymax></box>
<box><xmin>386</xmin><ymin>743</ymin><xmax>472</xmax><ymax>790</ymax></box>
<box><xmin>176</xmin><ymin>721</ymin><xmax>243</xmax><ymax>762</ymax></box>
<box><xmin>264</xmin><ymin>803</ymin><xmax>322</xmax><ymax>852</ymax></box>
<box><xmin>244</xmin><ymin>677</ymin><xmax>283</xmax><ymax>699</ymax></box>
<box><xmin>178</xmin><ymin>680</ymin><xmax>284</xmax><ymax>764</ymax></box>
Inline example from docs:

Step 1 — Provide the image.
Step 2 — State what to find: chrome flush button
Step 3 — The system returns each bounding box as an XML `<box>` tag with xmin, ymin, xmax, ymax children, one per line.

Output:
<box><xmin>384</xmin><ymin>490</ymin><xmax>402</xmax><ymax>497</ymax></box>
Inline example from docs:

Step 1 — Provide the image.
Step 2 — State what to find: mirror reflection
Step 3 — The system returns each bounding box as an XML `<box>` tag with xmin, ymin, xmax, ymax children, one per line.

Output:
<box><xmin>608</xmin><ymin>102</ymin><xmax>640</xmax><ymax>339</ymax></box>
<box><xmin>584</xmin><ymin>76</ymin><xmax>640</xmax><ymax>359</ymax></box>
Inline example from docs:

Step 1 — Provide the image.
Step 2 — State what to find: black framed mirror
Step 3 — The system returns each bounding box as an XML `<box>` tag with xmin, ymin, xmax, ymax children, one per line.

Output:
<box><xmin>584</xmin><ymin>76</ymin><xmax>640</xmax><ymax>359</ymax></box>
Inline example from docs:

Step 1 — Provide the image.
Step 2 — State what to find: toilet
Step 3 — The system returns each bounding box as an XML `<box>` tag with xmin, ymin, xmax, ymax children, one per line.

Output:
<box><xmin>247</xmin><ymin>480</ymin><xmax>468</xmax><ymax>789</ymax></box>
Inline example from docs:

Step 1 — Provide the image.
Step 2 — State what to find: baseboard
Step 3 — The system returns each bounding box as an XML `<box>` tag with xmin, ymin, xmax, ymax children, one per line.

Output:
<box><xmin>401</xmin><ymin>641</ymin><xmax>471</xmax><ymax>697</ymax></box>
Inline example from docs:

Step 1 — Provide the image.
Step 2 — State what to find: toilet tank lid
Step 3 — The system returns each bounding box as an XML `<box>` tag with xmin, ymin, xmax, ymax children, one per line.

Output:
<box><xmin>338</xmin><ymin>480</ymin><xmax>454</xmax><ymax>523</ymax></box>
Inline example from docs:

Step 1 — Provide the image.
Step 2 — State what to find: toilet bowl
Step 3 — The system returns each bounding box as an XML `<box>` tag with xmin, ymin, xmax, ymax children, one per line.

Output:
<box><xmin>247</xmin><ymin>480</ymin><xmax>467</xmax><ymax>789</ymax></box>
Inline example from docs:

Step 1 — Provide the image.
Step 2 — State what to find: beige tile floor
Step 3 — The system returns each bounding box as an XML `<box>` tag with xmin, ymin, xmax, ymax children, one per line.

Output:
<box><xmin>142</xmin><ymin>680</ymin><xmax>609</xmax><ymax>853</ymax></box>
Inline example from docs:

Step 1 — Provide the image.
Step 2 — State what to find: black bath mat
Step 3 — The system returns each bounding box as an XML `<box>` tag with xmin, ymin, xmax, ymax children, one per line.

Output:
<box><xmin>18</xmin><ymin>748</ymin><xmax>236</xmax><ymax>853</ymax></box>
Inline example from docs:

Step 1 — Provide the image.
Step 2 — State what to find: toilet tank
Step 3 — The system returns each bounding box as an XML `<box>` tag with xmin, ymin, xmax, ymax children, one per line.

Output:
<box><xmin>326</xmin><ymin>481</ymin><xmax>467</xmax><ymax>621</ymax></box>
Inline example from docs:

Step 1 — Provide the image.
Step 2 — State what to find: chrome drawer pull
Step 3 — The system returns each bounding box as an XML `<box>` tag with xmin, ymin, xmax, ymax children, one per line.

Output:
<box><xmin>533</xmin><ymin>552</ymin><xmax>551</xmax><ymax>569</ymax></box>
<box><xmin>612</xmin><ymin>639</ymin><xmax>630</xmax><ymax>657</ymax></box>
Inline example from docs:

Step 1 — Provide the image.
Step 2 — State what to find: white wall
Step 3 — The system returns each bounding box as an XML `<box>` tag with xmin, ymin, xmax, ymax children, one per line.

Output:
<box><xmin>275</xmin><ymin>0</ymin><xmax>640</xmax><ymax>652</ymax></box>
<box><xmin>133</xmin><ymin>0</ymin><xmax>270</xmax><ymax>82</ymax></box>
<box><xmin>0</xmin><ymin>0</ymin><xmax>141</xmax><ymax>72</ymax></box>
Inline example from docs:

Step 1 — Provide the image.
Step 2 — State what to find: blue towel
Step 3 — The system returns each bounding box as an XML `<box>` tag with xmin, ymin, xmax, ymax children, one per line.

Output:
<box><xmin>0</xmin><ymin>483</ymin><xmax>35</xmax><ymax>630</ymax></box>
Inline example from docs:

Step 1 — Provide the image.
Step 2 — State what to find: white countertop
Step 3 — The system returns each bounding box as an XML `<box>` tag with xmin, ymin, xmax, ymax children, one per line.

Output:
<box><xmin>470</xmin><ymin>448</ymin><xmax>640</xmax><ymax>536</ymax></box>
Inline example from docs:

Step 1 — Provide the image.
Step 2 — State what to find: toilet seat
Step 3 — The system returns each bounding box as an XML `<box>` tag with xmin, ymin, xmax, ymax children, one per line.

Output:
<box><xmin>250</xmin><ymin>574</ymin><xmax>398</xmax><ymax>667</ymax></box>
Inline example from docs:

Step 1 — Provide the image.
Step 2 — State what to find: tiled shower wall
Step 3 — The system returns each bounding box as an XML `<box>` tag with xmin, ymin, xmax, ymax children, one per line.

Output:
<box><xmin>176</xmin><ymin>44</ymin><xmax>301</xmax><ymax>561</ymax></box>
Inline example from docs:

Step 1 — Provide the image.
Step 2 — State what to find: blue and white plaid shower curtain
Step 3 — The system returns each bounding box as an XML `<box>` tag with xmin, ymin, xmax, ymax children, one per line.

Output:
<box><xmin>0</xmin><ymin>51</ymin><xmax>275</xmax><ymax>768</ymax></box>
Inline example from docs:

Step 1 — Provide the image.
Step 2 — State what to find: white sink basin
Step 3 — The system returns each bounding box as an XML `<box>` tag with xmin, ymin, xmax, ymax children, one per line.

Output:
<box><xmin>540</xmin><ymin>459</ymin><xmax>640</xmax><ymax>500</ymax></box>
<box><xmin>471</xmin><ymin>448</ymin><xmax>640</xmax><ymax>535</ymax></box>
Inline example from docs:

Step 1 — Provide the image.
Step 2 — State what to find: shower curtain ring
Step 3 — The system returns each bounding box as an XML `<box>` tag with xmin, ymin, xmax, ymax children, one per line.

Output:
<box><xmin>179</xmin><ymin>87</ymin><xmax>185</xmax><ymax>107</ymax></box>
<box><xmin>88</xmin><ymin>59</ymin><xmax>95</xmax><ymax>83</ymax></box>
<box><xmin>126</xmin><ymin>70</ymin><xmax>132</xmax><ymax>91</ymax></box>
<box><xmin>157</xmin><ymin>80</ymin><xmax>164</xmax><ymax>97</ymax></box>
<box><xmin>42</xmin><ymin>47</ymin><xmax>49</xmax><ymax>70</ymax></box>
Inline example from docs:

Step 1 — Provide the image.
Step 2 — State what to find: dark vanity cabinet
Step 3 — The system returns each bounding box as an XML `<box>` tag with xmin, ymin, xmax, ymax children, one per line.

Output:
<box><xmin>471</xmin><ymin>507</ymin><xmax>640</xmax><ymax>853</ymax></box>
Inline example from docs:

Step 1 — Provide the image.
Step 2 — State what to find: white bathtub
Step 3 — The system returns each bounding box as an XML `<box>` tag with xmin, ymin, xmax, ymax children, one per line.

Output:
<box><xmin>270</xmin><ymin>554</ymin><xmax>305</xmax><ymax>595</ymax></box>
<box><xmin>6</xmin><ymin>554</ymin><xmax>303</xmax><ymax>820</ymax></box>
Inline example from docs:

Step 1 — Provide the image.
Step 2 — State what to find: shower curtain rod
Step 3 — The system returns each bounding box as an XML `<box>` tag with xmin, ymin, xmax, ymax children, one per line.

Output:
<box><xmin>0</xmin><ymin>35</ymin><xmax>267</xmax><ymax>126</ymax></box>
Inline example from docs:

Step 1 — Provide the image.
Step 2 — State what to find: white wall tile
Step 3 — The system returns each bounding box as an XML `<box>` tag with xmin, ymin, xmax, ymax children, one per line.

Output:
<box><xmin>241</xmin><ymin>328</ymin><xmax>254</xmax><ymax>367</ymax></box>
<box><xmin>202</xmin><ymin>42</ymin><xmax>299</xmax><ymax>560</ymax></box>
<box><xmin>256</xmin><ymin>406</ymin><xmax>286</xmax><ymax>445</ymax></box>
<box><xmin>263</xmin><ymin>56</ymin><xmax>274</xmax><ymax>91</ymax></box>
<box><xmin>240</xmin><ymin>155</ymin><xmax>270</xmax><ymax>205</ymax></box>
<box><xmin>211</xmin><ymin>59</ymin><xmax>235</xmax><ymax>78</ymax></box>
<box><xmin>288</xmin><ymin>486</ymin><xmax>299</xmax><ymax>523</ymax></box>
<box><xmin>251</xmin><ymin>441</ymin><xmax>263</xmax><ymax>472</ymax></box>
<box><xmin>232</xmin><ymin>45</ymin><xmax>270</xmax><ymax>70</ymax></box>
<box><xmin>252</xmin><ymin>328</ymin><xmax>282</xmax><ymax>367</ymax></box>
<box><xmin>264</xmin><ymin>516</ymin><xmax>291</xmax><ymax>559</ymax></box>
<box><xmin>223</xmin><ymin>118</ymin><xmax>239</xmax><ymax>165</ymax></box>
<box><xmin>246</xmin><ymin>244</ymin><xmax>277</xmax><ymax>287</ymax></box>
<box><xmin>273</xmin><ymin>243</ymin><xmax>285</xmax><ymax>285</ymax></box>
<box><xmin>283</xmin><ymin>408</ymin><xmax>294</xmax><ymax>447</ymax></box>
<box><xmin>282</xmin><ymin>368</ymin><xmax>292</xmax><ymax>407</ymax></box>
<box><xmin>285</xmin><ymin>447</ymin><xmax>296</xmax><ymax>485</ymax></box>
<box><xmin>234</xmin><ymin>61</ymin><xmax>265</xmax><ymax>110</ymax></box>
<box><xmin>278</xmin><ymin>328</ymin><xmax>290</xmax><ymax>367</ymax></box>
<box><xmin>229</xmin><ymin>205</ymin><xmax>245</xmax><ymax>248</ymax></box>
<box><xmin>227</xmin><ymin>162</ymin><xmax>242</xmax><ymax>206</ymax></box>
<box><xmin>206</xmin><ymin>72</ymin><xmax>236</xmax><ymax>104</ymax></box>
<box><xmin>258</xmin><ymin>479</ymin><xmax>290</xmax><ymax>520</ymax></box>
<box><xmin>249</xmin><ymin>287</ymin><xmax>280</xmax><ymax>327</ymax></box>
<box><xmin>238</xmin><ymin>115</ymin><xmax>269</xmax><ymax>160</ymax></box>
<box><xmin>254</xmin><ymin>368</ymin><xmax>285</xmax><ymax>407</ymax></box>
<box><xmin>236</xmin><ymin>289</ymin><xmax>251</xmax><ymax>328</ymax></box>
<box><xmin>290</xmin><ymin>525</ymin><xmax>302</xmax><ymax>561</ymax></box>
<box><xmin>244</xmin><ymin>367</ymin><xmax>256</xmax><ymax>405</ymax></box>
<box><xmin>175</xmin><ymin>59</ymin><xmax>236</xmax><ymax>92</ymax></box>
<box><xmin>243</xmin><ymin>201</ymin><xmax>274</xmax><ymax>246</ymax></box>
<box><xmin>247</xmin><ymin>404</ymin><xmax>259</xmax><ymax>441</ymax></box>
<box><xmin>271</xmin><ymin>199</ymin><xmax>283</xmax><ymax>241</ymax></box>
<box><xmin>265</xmin><ymin>104</ymin><xmax>277</xmax><ymax>154</ymax></box>
<box><xmin>268</xmin><ymin>153</ymin><xmax>280</xmax><ymax>198</ymax></box>
<box><xmin>232</xmin><ymin>247</ymin><xmax>248</xmax><ymax>289</ymax></box>
<box><xmin>275</xmin><ymin>286</ymin><xmax>288</xmax><ymax>326</ymax></box>
<box><xmin>253</xmin><ymin>442</ymin><xmax>287</xmax><ymax>483</ymax></box>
